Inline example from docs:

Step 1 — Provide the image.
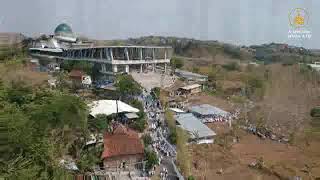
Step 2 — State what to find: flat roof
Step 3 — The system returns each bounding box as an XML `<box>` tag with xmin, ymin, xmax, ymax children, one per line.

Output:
<box><xmin>89</xmin><ymin>100</ymin><xmax>139</xmax><ymax>117</ymax></box>
<box><xmin>180</xmin><ymin>84</ymin><xmax>201</xmax><ymax>90</ymax></box>
<box><xmin>175</xmin><ymin>113</ymin><xmax>216</xmax><ymax>139</ymax></box>
<box><xmin>68</xmin><ymin>45</ymin><xmax>172</xmax><ymax>50</ymax></box>
<box><xmin>124</xmin><ymin>113</ymin><xmax>139</xmax><ymax>119</ymax></box>
<box><xmin>29</xmin><ymin>47</ymin><xmax>63</xmax><ymax>53</ymax></box>
<box><xmin>189</xmin><ymin>104</ymin><xmax>229</xmax><ymax>116</ymax></box>
<box><xmin>169</xmin><ymin>108</ymin><xmax>185</xmax><ymax>113</ymax></box>
<box><xmin>175</xmin><ymin>69</ymin><xmax>208</xmax><ymax>79</ymax></box>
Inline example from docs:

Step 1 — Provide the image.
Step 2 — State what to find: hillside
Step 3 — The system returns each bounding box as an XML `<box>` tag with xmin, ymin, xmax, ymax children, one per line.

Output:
<box><xmin>92</xmin><ymin>36</ymin><xmax>320</xmax><ymax>65</ymax></box>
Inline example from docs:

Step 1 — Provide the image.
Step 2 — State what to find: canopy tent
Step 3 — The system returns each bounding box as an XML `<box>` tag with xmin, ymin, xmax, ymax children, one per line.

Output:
<box><xmin>89</xmin><ymin>100</ymin><xmax>139</xmax><ymax>117</ymax></box>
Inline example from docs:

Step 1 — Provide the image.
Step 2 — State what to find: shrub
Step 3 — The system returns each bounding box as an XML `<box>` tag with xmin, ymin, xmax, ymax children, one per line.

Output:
<box><xmin>169</xmin><ymin>129</ymin><xmax>177</xmax><ymax>145</ymax></box>
<box><xmin>310</xmin><ymin>107</ymin><xmax>320</xmax><ymax>117</ymax></box>
<box><xmin>151</xmin><ymin>87</ymin><xmax>160</xmax><ymax>98</ymax></box>
<box><xmin>145</xmin><ymin>150</ymin><xmax>158</xmax><ymax>170</ymax></box>
<box><xmin>171</xmin><ymin>57</ymin><xmax>184</xmax><ymax>69</ymax></box>
<box><xmin>142</xmin><ymin>134</ymin><xmax>152</xmax><ymax>146</ymax></box>
<box><xmin>222</xmin><ymin>62</ymin><xmax>240</xmax><ymax>71</ymax></box>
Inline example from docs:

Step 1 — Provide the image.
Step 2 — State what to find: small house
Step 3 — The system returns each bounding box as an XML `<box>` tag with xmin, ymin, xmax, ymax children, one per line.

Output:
<box><xmin>178</xmin><ymin>84</ymin><xmax>202</xmax><ymax>96</ymax></box>
<box><xmin>188</xmin><ymin>104</ymin><xmax>230</xmax><ymax>123</ymax></box>
<box><xmin>69</xmin><ymin>70</ymin><xmax>92</xmax><ymax>88</ymax></box>
<box><xmin>174</xmin><ymin>113</ymin><xmax>216</xmax><ymax>144</ymax></box>
<box><xmin>101</xmin><ymin>124</ymin><xmax>144</xmax><ymax>170</ymax></box>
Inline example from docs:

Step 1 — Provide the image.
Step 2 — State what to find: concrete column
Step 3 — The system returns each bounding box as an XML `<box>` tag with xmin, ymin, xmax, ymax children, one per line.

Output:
<box><xmin>152</xmin><ymin>64</ymin><xmax>155</xmax><ymax>72</ymax></box>
<box><xmin>113</xmin><ymin>65</ymin><xmax>118</xmax><ymax>73</ymax></box>
<box><xmin>164</xmin><ymin>63</ymin><xmax>167</xmax><ymax>73</ymax></box>
<box><xmin>110</xmin><ymin>48</ymin><xmax>114</xmax><ymax>61</ymax></box>
<box><xmin>101</xmin><ymin>64</ymin><xmax>106</xmax><ymax>73</ymax></box>
<box><xmin>140</xmin><ymin>64</ymin><xmax>143</xmax><ymax>73</ymax></box>
<box><xmin>125</xmin><ymin>48</ymin><xmax>130</xmax><ymax>61</ymax></box>
<box><xmin>164</xmin><ymin>49</ymin><xmax>167</xmax><ymax>60</ymax></box>
<box><xmin>152</xmin><ymin>48</ymin><xmax>155</xmax><ymax>60</ymax></box>
<box><xmin>140</xmin><ymin>48</ymin><xmax>143</xmax><ymax>60</ymax></box>
<box><xmin>125</xmin><ymin>65</ymin><xmax>129</xmax><ymax>73</ymax></box>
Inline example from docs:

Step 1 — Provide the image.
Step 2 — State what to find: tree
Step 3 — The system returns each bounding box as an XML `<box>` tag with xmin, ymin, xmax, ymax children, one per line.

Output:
<box><xmin>132</xmin><ymin>118</ymin><xmax>146</xmax><ymax>132</ymax></box>
<box><xmin>310</xmin><ymin>107</ymin><xmax>320</xmax><ymax>118</ymax></box>
<box><xmin>116</xmin><ymin>74</ymin><xmax>142</xmax><ymax>97</ymax></box>
<box><xmin>145</xmin><ymin>150</ymin><xmax>158</xmax><ymax>170</ymax></box>
<box><xmin>169</xmin><ymin>129</ymin><xmax>177</xmax><ymax>144</ymax></box>
<box><xmin>6</xmin><ymin>81</ymin><xmax>33</xmax><ymax>106</ymax></box>
<box><xmin>31</xmin><ymin>94</ymin><xmax>88</xmax><ymax>131</ymax></box>
<box><xmin>129</xmin><ymin>99</ymin><xmax>147</xmax><ymax>132</ymax></box>
<box><xmin>88</xmin><ymin>114</ymin><xmax>112</xmax><ymax>132</ymax></box>
<box><xmin>222</xmin><ymin>62</ymin><xmax>240</xmax><ymax>71</ymax></box>
<box><xmin>192</xmin><ymin>66</ymin><xmax>199</xmax><ymax>73</ymax></box>
<box><xmin>176</xmin><ymin>127</ymin><xmax>191</xmax><ymax>177</ymax></box>
<box><xmin>151</xmin><ymin>87</ymin><xmax>160</xmax><ymax>98</ymax></box>
<box><xmin>170</xmin><ymin>57</ymin><xmax>184</xmax><ymax>70</ymax></box>
<box><xmin>142</xmin><ymin>134</ymin><xmax>152</xmax><ymax>146</ymax></box>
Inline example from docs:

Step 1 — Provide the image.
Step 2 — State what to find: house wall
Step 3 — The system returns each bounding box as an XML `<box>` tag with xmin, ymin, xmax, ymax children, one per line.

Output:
<box><xmin>189</xmin><ymin>87</ymin><xmax>201</xmax><ymax>94</ymax></box>
<box><xmin>103</xmin><ymin>154</ymin><xmax>144</xmax><ymax>171</ymax></box>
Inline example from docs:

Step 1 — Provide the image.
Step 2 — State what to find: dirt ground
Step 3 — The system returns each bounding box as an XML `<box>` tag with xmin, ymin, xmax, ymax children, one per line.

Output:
<box><xmin>187</xmin><ymin>93</ymin><xmax>235</xmax><ymax>112</ymax></box>
<box><xmin>190</xmin><ymin>123</ymin><xmax>320</xmax><ymax>180</ymax></box>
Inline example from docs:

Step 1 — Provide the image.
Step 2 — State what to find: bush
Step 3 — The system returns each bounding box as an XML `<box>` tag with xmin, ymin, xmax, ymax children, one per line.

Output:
<box><xmin>145</xmin><ymin>150</ymin><xmax>158</xmax><ymax>170</ymax></box>
<box><xmin>311</xmin><ymin>107</ymin><xmax>320</xmax><ymax>117</ymax></box>
<box><xmin>116</xmin><ymin>74</ymin><xmax>142</xmax><ymax>96</ymax></box>
<box><xmin>222</xmin><ymin>62</ymin><xmax>240</xmax><ymax>71</ymax></box>
<box><xmin>169</xmin><ymin>129</ymin><xmax>177</xmax><ymax>145</ymax></box>
<box><xmin>171</xmin><ymin>57</ymin><xmax>184</xmax><ymax>69</ymax></box>
<box><xmin>143</xmin><ymin>134</ymin><xmax>152</xmax><ymax>146</ymax></box>
<box><xmin>88</xmin><ymin>114</ymin><xmax>112</xmax><ymax>132</ymax></box>
<box><xmin>151</xmin><ymin>87</ymin><xmax>160</xmax><ymax>98</ymax></box>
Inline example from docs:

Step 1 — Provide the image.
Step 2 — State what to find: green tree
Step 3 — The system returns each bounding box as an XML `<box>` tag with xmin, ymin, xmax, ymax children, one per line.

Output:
<box><xmin>192</xmin><ymin>66</ymin><xmax>199</xmax><ymax>73</ymax></box>
<box><xmin>116</xmin><ymin>74</ymin><xmax>142</xmax><ymax>97</ymax></box>
<box><xmin>145</xmin><ymin>150</ymin><xmax>158</xmax><ymax>170</ymax></box>
<box><xmin>88</xmin><ymin>114</ymin><xmax>112</xmax><ymax>132</ymax></box>
<box><xmin>151</xmin><ymin>87</ymin><xmax>160</xmax><ymax>98</ymax></box>
<box><xmin>129</xmin><ymin>99</ymin><xmax>147</xmax><ymax>132</ymax></box>
<box><xmin>222</xmin><ymin>62</ymin><xmax>240</xmax><ymax>71</ymax></box>
<box><xmin>169</xmin><ymin>129</ymin><xmax>177</xmax><ymax>145</ymax></box>
<box><xmin>171</xmin><ymin>57</ymin><xmax>184</xmax><ymax>70</ymax></box>
<box><xmin>176</xmin><ymin>127</ymin><xmax>191</xmax><ymax>177</ymax></box>
<box><xmin>142</xmin><ymin>134</ymin><xmax>152</xmax><ymax>146</ymax></box>
<box><xmin>310</xmin><ymin>107</ymin><xmax>320</xmax><ymax>118</ymax></box>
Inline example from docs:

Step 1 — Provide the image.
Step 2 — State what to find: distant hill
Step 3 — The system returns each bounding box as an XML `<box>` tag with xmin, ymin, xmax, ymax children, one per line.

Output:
<box><xmin>25</xmin><ymin>34</ymin><xmax>320</xmax><ymax>64</ymax></box>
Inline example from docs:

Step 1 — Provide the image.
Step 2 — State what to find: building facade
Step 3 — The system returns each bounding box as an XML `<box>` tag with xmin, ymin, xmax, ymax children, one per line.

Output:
<box><xmin>101</xmin><ymin>124</ymin><xmax>144</xmax><ymax>171</ymax></box>
<box><xmin>29</xmin><ymin>23</ymin><xmax>172</xmax><ymax>78</ymax></box>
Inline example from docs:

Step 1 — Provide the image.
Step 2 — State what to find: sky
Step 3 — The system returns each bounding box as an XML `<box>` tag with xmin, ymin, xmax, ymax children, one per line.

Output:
<box><xmin>0</xmin><ymin>0</ymin><xmax>319</xmax><ymax>48</ymax></box>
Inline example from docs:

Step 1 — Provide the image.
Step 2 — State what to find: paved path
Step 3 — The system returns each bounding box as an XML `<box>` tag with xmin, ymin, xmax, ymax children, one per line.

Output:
<box><xmin>140</xmin><ymin>91</ymin><xmax>183</xmax><ymax>180</ymax></box>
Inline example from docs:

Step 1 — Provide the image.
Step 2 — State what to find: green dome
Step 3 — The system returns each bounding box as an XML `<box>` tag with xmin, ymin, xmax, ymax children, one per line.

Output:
<box><xmin>54</xmin><ymin>23</ymin><xmax>73</xmax><ymax>36</ymax></box>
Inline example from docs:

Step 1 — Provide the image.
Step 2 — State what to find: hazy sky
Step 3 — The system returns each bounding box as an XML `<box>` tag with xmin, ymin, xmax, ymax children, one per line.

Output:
<box><xmin>0</xmin><ymin>0</ymin><xmax>319</xmax><ymax>48</ymax></box>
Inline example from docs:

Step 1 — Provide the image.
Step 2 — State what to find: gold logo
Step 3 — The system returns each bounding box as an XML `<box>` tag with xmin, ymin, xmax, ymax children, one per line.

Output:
<box><xmin>289</xmin><ymin>8</ymin><xmax>309</xmax><ymax>28</ymax></box>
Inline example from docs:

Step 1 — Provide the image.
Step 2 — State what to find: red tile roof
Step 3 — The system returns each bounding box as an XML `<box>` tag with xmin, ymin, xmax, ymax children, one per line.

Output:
<box><xmin>69</xmin><ymin>70</ymin><xmax>84</xmax><ymax>79</ymax></box>
<box><xmin>101</xmin><ymin>124</ymin><xmax>144</xmax><ymax>159</ymax></box>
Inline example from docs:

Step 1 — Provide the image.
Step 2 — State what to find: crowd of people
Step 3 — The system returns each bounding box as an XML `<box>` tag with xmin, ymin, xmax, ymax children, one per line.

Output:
<box><xmin>139</xmin><ymin>90</ymin><xmax>178</xmax><ymax>179</ymax></box>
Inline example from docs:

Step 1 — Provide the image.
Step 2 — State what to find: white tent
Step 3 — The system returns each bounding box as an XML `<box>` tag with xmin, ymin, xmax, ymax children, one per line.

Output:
<box><xmin>89</xmin><ymin>100</ymin><xmax>139</xmax><ymax>117</ymax></box>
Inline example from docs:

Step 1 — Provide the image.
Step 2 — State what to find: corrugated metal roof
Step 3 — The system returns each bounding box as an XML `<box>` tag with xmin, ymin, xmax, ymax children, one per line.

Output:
<box><xmin>189</xmin><ymin>104</ymin><xmax>229</xmax><ymax>116</ymax></box>
<box><xmin>169</xmin><ymin>108</ymin><xmax>185</xmax><ymax>113</ymax></box>
<box><xmin>174</xmin><ymin>113</ymin><xmax>216</xmax><ymax>139</ymax></box>
<box><xmin>175</xmin><ymin>69</ymin><xmax>208</xmax><ymax>79</ymax></box>
<box><xmin>180</xmin><ymin>84</ymin><xmax>201</xmax><ymax>90</ymax></box>
<box><xmin>89</xmin><ymin>100</ymin><xmax>139</xmax><ymax>117</ymax></box>
<box><xmin>125</xmin><ymin>113</ymin><xmax>139</xmax><ymax>119</ymax></box>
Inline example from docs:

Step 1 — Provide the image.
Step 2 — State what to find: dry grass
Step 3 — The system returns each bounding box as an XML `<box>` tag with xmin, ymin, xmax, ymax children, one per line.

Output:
<box><xmin>255</xmin><ymin>64</ymin><xmax>320</xmax><ymax>134</ymax></box>
<box><xmin>0</xmin><ymin>62</ymin><xmax>49</xmax><ymax>87</ymax></box>
<box><xmin>190</xmin><ymin>129</ymin><xmax>320</xmax><ymax>180</ymax></box>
